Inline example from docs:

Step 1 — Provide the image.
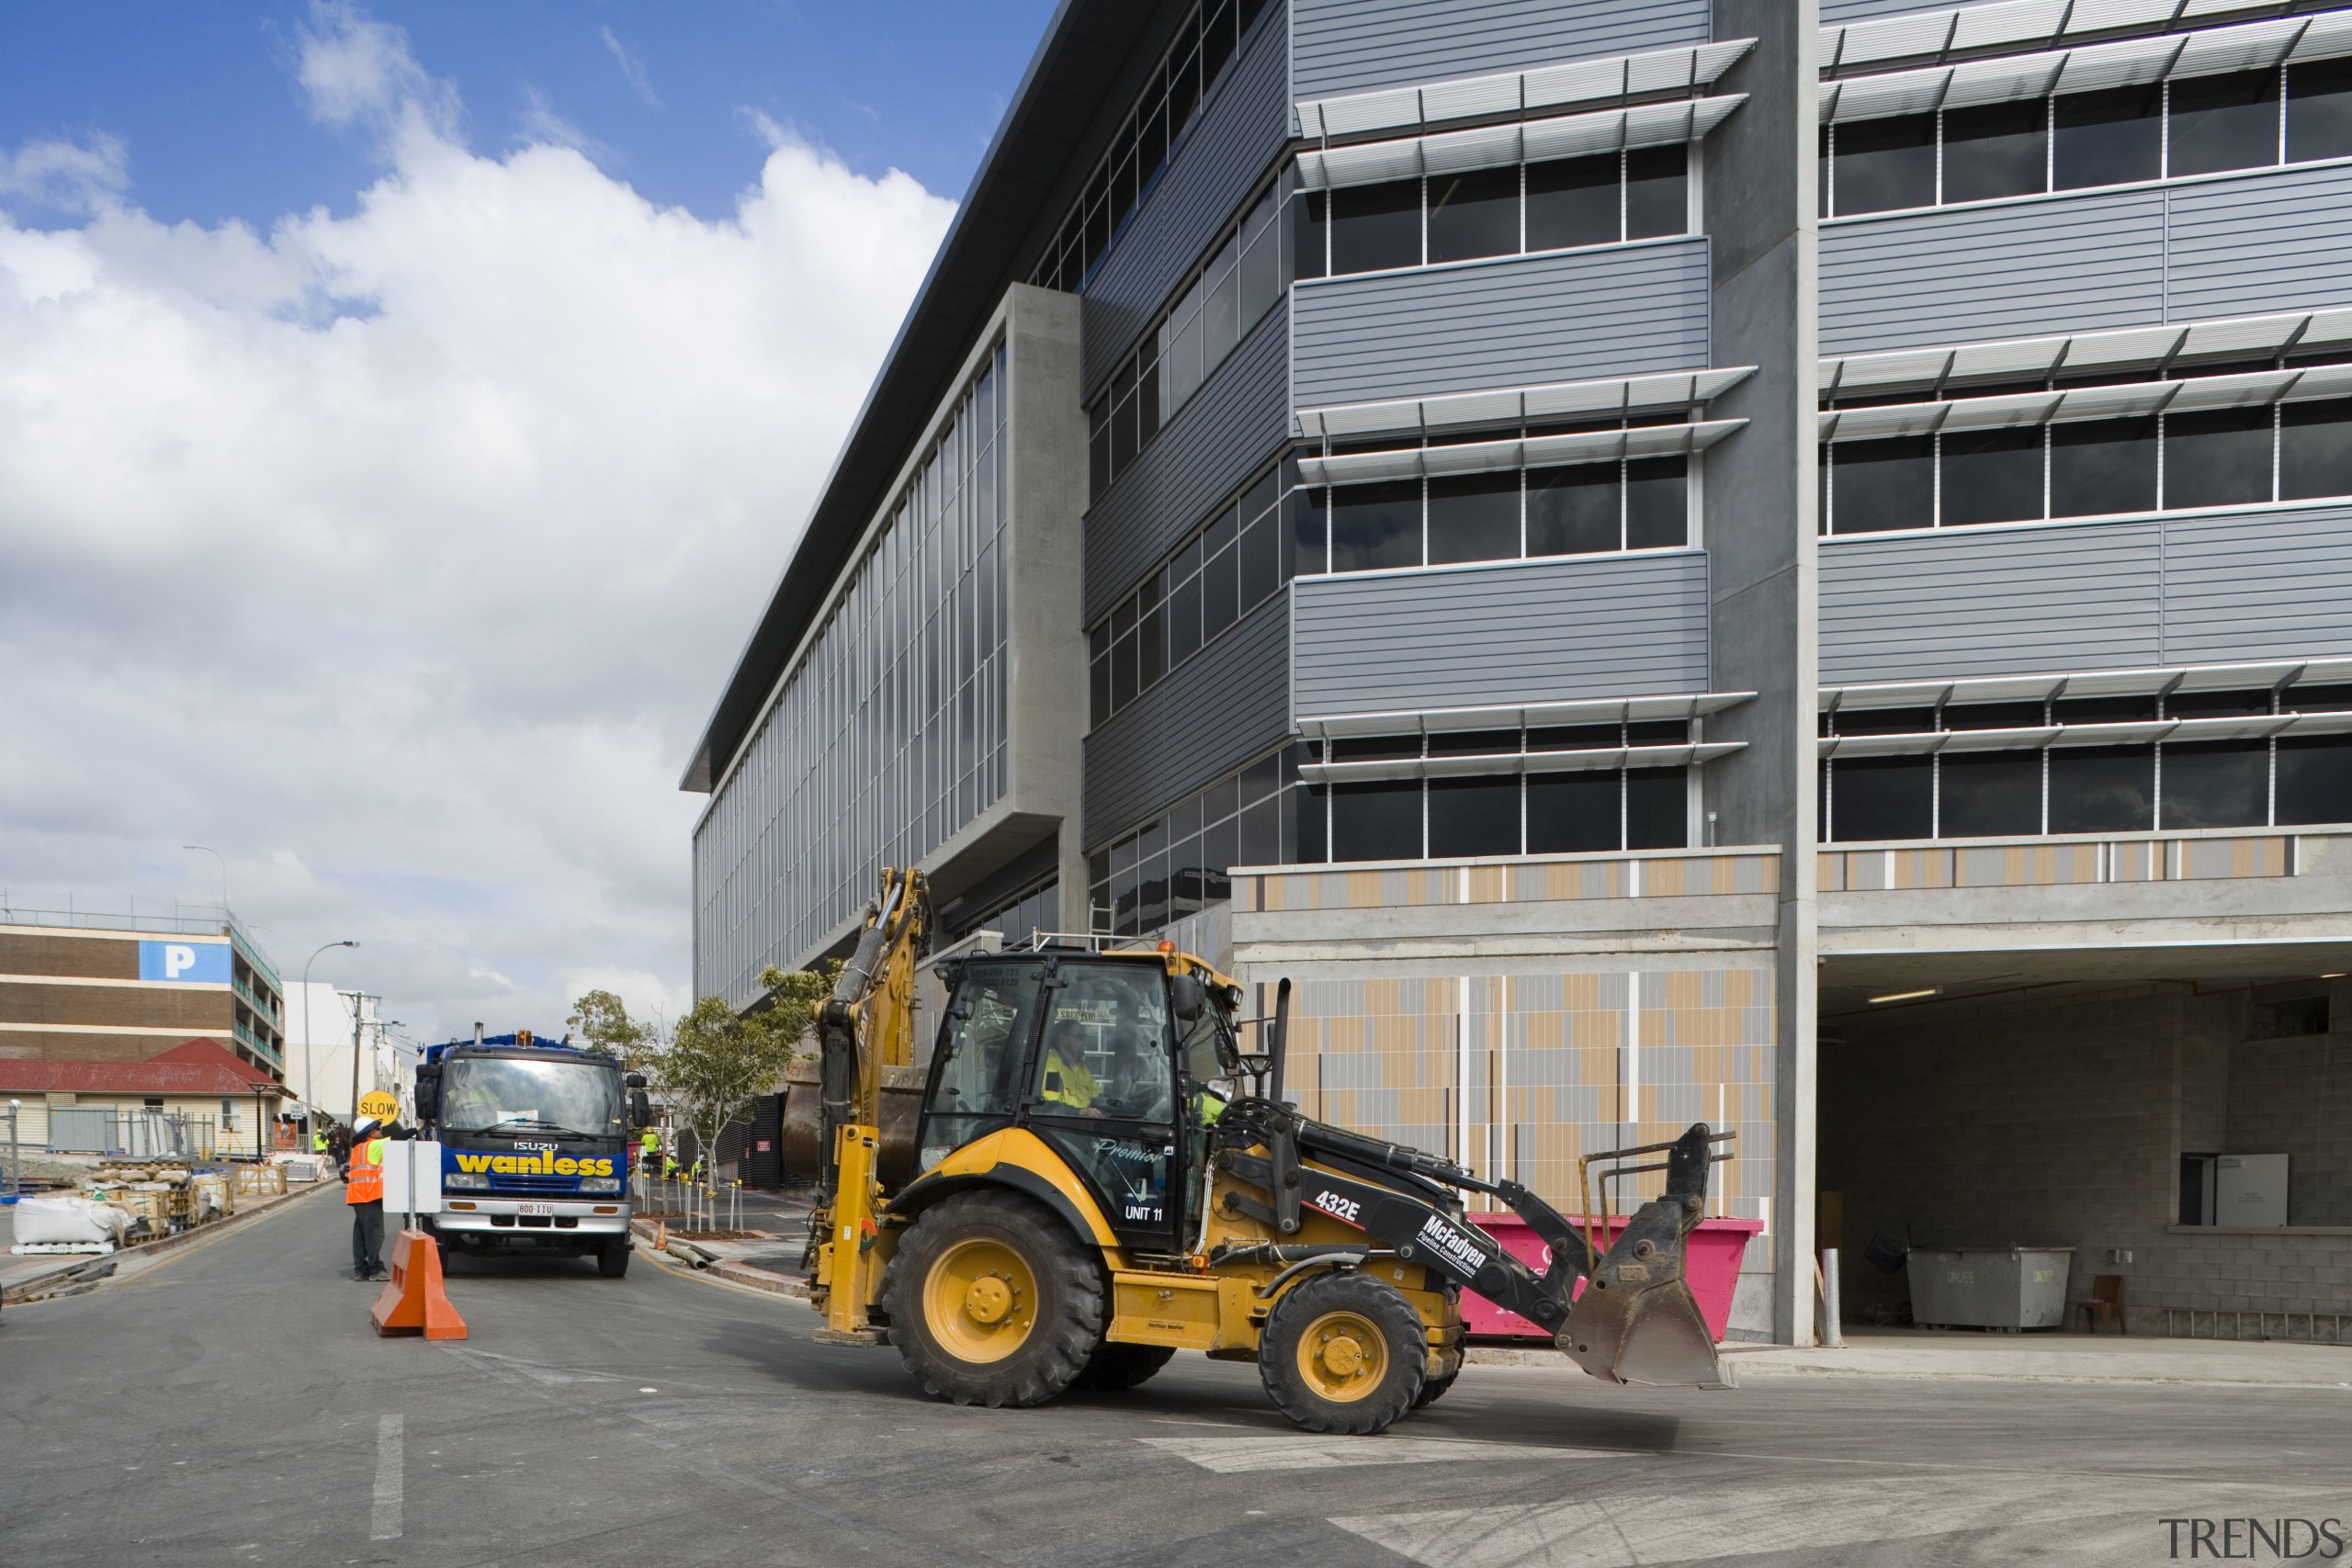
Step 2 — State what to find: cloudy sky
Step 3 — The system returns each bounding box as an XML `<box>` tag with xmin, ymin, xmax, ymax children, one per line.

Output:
<box><xmin>0</xmin><ymin>1</ymin><xmax>1052</xmax><ymax>1045</ymax></box>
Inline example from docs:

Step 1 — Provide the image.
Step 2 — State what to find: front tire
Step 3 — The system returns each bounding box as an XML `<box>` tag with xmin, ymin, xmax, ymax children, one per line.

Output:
<box><xmin>882</xmin><ymin>1190</ymin><xmax>1103</xmax><ymax>1408</ymax></box>
<box><xmin>1260</xmin><ymin>1271</ymin><xmax>1427</xmax><ymax>1435</ymax></box>
<box><xmin>1073</xmin><ymin>1340</ymin><xmax>1176</xmax><ymax>1392</ymax></box>
<box><xmin>597</xmin><ymin>1243</ymin><xmax>631</xmax><ymax>1279</ymax></box>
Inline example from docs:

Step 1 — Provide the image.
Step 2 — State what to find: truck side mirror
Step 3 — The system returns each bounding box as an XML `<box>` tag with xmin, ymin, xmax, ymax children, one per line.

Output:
<box><xmin>630</xmin><ymin>1090</ymin><xmax>650</xmax><ymax>1130</ymax></box>
<box><xmin>413</xmin><ymin>1068</ymin><xmax>440</xmax><ymax>1124</ymax></box>
<box><xmin>1170</xmin><ymin>973</ymin><xmax>1207</xmax><ymax>1022</ymax></box>
<box><xmin>624</xmin><ymin>1072</ymin><xmax>647</xmax><ymax>1089</ymax></box>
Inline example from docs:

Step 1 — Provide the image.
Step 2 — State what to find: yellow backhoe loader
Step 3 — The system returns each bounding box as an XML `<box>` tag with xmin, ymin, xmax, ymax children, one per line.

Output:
<box><xmin>786</xmin><ymin>866</ymin><xmax>1736</xmax><ymax>1435</ymax></box>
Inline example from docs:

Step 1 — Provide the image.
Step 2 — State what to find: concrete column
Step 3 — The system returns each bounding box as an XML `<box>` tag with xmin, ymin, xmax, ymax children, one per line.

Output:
<box><xmin>1703</xmin><ymin>0</ymin><xmax>1820</xmax><ymax>1346</ymax></box>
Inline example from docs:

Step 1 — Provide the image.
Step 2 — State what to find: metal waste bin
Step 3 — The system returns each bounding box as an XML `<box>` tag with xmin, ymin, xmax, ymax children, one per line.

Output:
<box><xmin>1906</xmin><ymin>1246</ymin><xmax>2075</xmax><ymax>1330</ymax></box>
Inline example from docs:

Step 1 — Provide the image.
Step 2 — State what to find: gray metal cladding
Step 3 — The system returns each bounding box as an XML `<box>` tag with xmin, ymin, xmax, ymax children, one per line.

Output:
<box><xmin>2163</xmin><ymin>505</ymin><xmax>2352</xmax><ymax>664</ymax></box>
<box><xmin>1819</xmin><ymin>0</ymin><xmax>1942</xmax><ymax>20</ymax></box>
<box><xmin>1082</xmin><ymin>306</ymin><xmax>1289</xmax><ymax>623</ymax></box>
<box><xmin>1080</xmin><ymin>4</ymin><xmax>1290</xmax><ymax>400</ymax></box>
<box><xmin>1820</xmin><ymin>506</ymin><xmax>2352</xmax><ymax>682</ymax></box>
<box><xmin>1820</xmin><ymin>525</ymin><xmax>2163</xmax><ymax>682</ymax></box>
<box><xmin>1819</xmin><ymin>190</ymin><xmax>2166</xmax><ymax>356</ymax></box>
<box><xmin>2167</xmin><ymin>164</ymin><xmax>2352</xmax><ymax>324</ymax></box>
<box><xmin>1083</xmin><ymin>592</ymin><xmax>1293</xmax><ymax>843</ymax></box>
<box><xmin>1290</xmin><ymin>551</ymin><xmax>1710</xmax><ymax>716</ymax></box>
<box><xmin>1290</xmin><ymin>0</ymin><xmax>1710</xmax><ymax>101</ymax></box>
<box><xmin>1291</xmin><ymin>240</ymin><xmax>1711</xmax><ymax>409</ymax></box>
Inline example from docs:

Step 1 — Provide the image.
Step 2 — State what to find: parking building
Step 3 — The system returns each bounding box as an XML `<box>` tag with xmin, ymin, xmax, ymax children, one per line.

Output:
<box><xmin>686</xmin><ymin>0</ymin><xmax>2352</xmax><ymax>1343</ymax></box>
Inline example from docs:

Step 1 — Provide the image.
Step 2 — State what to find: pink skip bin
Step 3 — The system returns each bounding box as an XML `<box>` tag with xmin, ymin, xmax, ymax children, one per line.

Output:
<box><xmin>1464</xmin><ymin>1213</ymin><xmax>1764</xmax><ymax>1342</ymax></box>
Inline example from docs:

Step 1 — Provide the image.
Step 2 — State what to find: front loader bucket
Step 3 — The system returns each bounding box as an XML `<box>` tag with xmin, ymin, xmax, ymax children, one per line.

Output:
<box><xmin>1557</xmin><ymin>1124</ymin><xmax>1734</xmax><ymax>1389</ymax></box>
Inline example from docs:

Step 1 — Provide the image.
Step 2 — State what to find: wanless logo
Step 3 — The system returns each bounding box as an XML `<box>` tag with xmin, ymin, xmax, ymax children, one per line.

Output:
<box><xmin>2159</xmin><ymin>1517</ymin><xmax>2346</xmax><ymax>1560</ymax></box>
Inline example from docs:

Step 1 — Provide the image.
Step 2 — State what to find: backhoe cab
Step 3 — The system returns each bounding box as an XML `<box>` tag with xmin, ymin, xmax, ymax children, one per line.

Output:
<box><xmin>797</xmin><ymin>871</ymin><xmax>1736</xmax><ymax>1435</ymax></box>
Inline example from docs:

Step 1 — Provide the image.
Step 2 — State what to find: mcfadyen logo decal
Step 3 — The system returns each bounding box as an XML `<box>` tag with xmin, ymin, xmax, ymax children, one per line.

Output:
<box><xmin>1413</xmin><ymin>1213</ymin><xmax>1487</xmax><ymax>1278</ymax></box>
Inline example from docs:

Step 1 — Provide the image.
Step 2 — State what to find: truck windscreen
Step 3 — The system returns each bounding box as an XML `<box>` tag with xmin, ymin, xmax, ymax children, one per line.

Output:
<box><xmin>441</xmin><ymin>1056</ymin><xmax>624</xmax><ymax>1139</ymax></box>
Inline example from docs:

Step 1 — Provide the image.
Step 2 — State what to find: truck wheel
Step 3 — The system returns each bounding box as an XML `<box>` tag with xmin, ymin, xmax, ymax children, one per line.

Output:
<box><xmin>1259</xmin><ymin>1271</ymin><xmax>1426</xmax><ymax>1435</ymax></box>
<box><xmin>597</xmin><ymin>1243</ymin><xmax>630</xmax><ymax>1279</ymax></box>
<box><xmin>1073</xmin><ymin>1341</ymin><xmax>1175</xmax><ymax>1392</ymax></box>
<box><xmin>883</xmin><ymin>1190</ymin><xmax>1102</xmax><ymax>1408</ymax></box>
<box><xmin>1413</xmin><ymin>1370</ymin><xmax>1458</xmax><ymax>1408</ymax></box>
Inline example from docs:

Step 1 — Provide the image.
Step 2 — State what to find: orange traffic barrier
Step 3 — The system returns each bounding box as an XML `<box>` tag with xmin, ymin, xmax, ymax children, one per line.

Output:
<box><xmin>369</xmin><ymin>1228</ymin><xmax>468</xmax><ymax>1341</ymax></box>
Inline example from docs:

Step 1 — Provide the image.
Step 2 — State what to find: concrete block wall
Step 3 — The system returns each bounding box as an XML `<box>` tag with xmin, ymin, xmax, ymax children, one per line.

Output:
<box><xmin>2223</xmin><ymin>1032</ymin><xmax>2352</xmax><ymax>1231</ymax></box>
<box><xmin>1823</xmin><ymin>981</ymin><xmax>2352</xmax><ymax>1331</ymax></box>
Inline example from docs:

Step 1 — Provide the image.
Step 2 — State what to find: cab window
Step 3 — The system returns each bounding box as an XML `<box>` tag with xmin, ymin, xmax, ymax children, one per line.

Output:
<box><xmin>1032</xmin><ymin>964</ymin><xmax>1174</xmax><ymax>1122</ymax></box>
<box><xmin>921</xmin><ymin>963</ymin><xmax>1044</xmax><ymax>1167</ymax></box>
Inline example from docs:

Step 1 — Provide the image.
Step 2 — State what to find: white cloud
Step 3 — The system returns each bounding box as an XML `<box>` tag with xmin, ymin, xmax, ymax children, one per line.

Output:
<box><xmin>0</xmin><ymin>133</ymin><xmax>129</xmax><ymax>215</ymax></box>
<box><xmin>0</xmin><ymin>9</ymin><xmax>955</xmax><ymax>1043</ymax></box>
<box><xmin>601</xmin><ymin>26</ymin><xmax>662</xmax><ymax>110</ymax></box>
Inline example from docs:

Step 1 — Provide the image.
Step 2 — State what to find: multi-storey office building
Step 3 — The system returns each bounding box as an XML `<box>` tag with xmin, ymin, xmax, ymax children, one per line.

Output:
<box><xmin>689</xmin><ymin>0</ymin><xmax>2352</xmax><ymax>1341</ymax></box>
<box><xmin>0</xmin><ymin>906</ymin><xmax>288</xmax><ymax>1080</ymax></box>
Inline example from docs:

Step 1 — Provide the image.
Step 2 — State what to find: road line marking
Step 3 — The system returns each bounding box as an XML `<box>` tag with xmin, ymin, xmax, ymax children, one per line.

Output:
<box><xmin>370</xmin><ymin>1414</ymin><xmax>403</xmax><ymax>1540</ymax></box>
<box><xmin>1141</xmin><ymin>1434</ymin><xmax>1631</xmax><ymax>1473</ymax></box>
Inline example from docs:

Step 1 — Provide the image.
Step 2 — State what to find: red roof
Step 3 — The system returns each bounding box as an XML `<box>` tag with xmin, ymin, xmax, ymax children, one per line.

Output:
<box><xmin>0</xmin><ymin>1039</ymin><xmax>283</xmax><ymax>1097</ymax></box>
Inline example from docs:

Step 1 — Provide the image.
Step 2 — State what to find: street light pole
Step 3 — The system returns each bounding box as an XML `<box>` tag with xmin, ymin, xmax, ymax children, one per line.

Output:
<box><xmin>181</xmin><ymin>845</ymin><xmax>229</xmax><ymax>920</ymax></box>
<box><xmin>300</xmin><ymin>941</ymin><xmax>358</xmax><ymax>1152</ymax></box>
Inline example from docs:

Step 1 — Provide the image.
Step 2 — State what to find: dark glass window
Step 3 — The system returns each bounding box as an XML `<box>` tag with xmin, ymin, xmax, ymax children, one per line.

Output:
<box><xmin>2048</xmin><ymin>744</ymin><xmax>2154</xmax><ymax>832</ymax></box>
<box><xmin>2287</xmin><ymin>682</ymin><xmax>2352</xmax><ymax>713</ymax></box>
<box><xmin>1830</xmin><ymin>756</ymin><xmax>1934</xmax><ymax>841</ymax></box>
<box><xmin>1425</xmin><ymin>472</ymin><xmax>1521</xmax><ymax>564</ymax></box>
<box><xmin>1330</xmin><ymin>734</ymin><xmax>1421</xmax><ymax>762</ymax></box>
<box><xmin>1526</xmin><ymin>464</ymin><xmax>1620</xmax><ymax>555</ymax></box>
<box><xmin>2288</xmin><ymin>57</ymin><xmax>2352</xmax><ymax>163</ymax></box>
<box><xmin>1624</xmin><ymin>457</ymin><xmax>1688</xmax><ymax>547</ymax></box>
<box><xmin>1428</xmin><ymin>728</ymin><xmax>1520</xmax><ymax>757</ymax></box>
<box><xmin>1328</xmin><ymin>480</ymin><xmax>1421</xmax><ymax>571</ymax></box>
<box><xmin>1624</xmin><ymin>145</ymin><xmax>1688</xmax><ymax>239</ymax></box>
<box><xmin>1945</xmin><ymin>700</ymin><xmax>2047</xmax><ymax>731</ymax></box>
<box><xmin>2050</xmin><ymin>418</ymin><xmax>2157</xmax><ymax>516</ymax></box>
<box><xmin>2167</xmin><ymin>689</ymin><xmax>2274</xmax><ymax>719</ymax></box>
<box><xmin>1330</xmin><ymin>780</ymin><xmax>1421</xmax><ymax>862</ymax></box>
<box><xmin>2277</xmin><ymin>736</ymin><xmax>2352</xmax><ymax>824</ymax></box>
<box><xmin>1830</xmin><ymin>437</ymin><xmax>1935</xmax><ymax>532</ymax></box>
<box><xmin>1525</xmin><ymin>155</ymin><xmax>1619</xmax><ymax>251</ymax></box>
<box><xmin>1427</xmin><ymin>165</ymin><xmax>1520</xmax><ymax>264</ymax></box>
<box><xmin>1832</xmin><ymin>114</ymin><xmax>1936</xmax><ymax>215</ymax></box>
<box><xmin>1940</xmin><ymin>426</ymin><xmax>2044</xmax><ymax>525</ymax></box>
<box><xmin>1831</xmin><ymin>705</ymin><xmax>1938</xmax><ymax>736</ymax></box>
<box><xmin>2167</xmin><ymin>71</ymin><xmax>2280</xmax><ymax>178</ymax></box>
<box><xmin>1295</xmin><ymin>487</ymin><xmax>1329</xmax><ymax>575</ymax></box>
<box><xmin>1939</xmin><ymin>750</ymin><xmax>2041</xmax><ymax>836</ymax></box>
<box><xmin>2054</xmin><ymin>694</ymin><xmax>2156</xmax><ymax>726</ymax></box>
<box><xmin>2165</xmin><ymin>406</ymin><xmax>2273</xmax><ymax>509</ymax></box>
<box><xmin>2280</xmin><ymin>400</ymin><xmax>2352</xmax><ymax>501</ymax></box>
<box><xmin>2053</xmin><ymin>86</ymin><xmax>2162</xmax><ymax>190</ymax></box>
<box><xmin>1528</xmin><ymin>772</ymin><xmax>1620</xmax><ymax>852</ymax></box>
<box><xmin>1942</xmin><ymin>100</ymin><xmax>2047</xmax><ymax>203</ymax></box>
<box><xmin>1295</xmin><ymin>784</ymin><xmax>1327</xmax><ymax>863</ymax></box>
<box><xmin>1529</xmin><ymin>724</ymin><xmax>1623</xmax><ymax>752</ymax></box>
<box><xmin>1329</xmin><ymin>180</ymin><xmax>1421</xmax><ymax>275</ymax></box>
<box><xmin>1293</xmin><ymin>190</ymin><xmax>1328</xmax><ymax>280</ymax></box>
<box><xmin>2160</xmin><ymin>740</ymin><xmax>2269</xmax><ymax>829</ymax></box>
<box><xmin>1626</xmin><ymin>720</ymin><xmax>1689</xmax><ymax>747</ymax></box>
<box><xmin>1429</xmin><ymin>777</ymin><xmax>1521</xmax><ymax>857</ymax></box>
<box><xmin>1624</xmin><ymin>768</ymin><xmax>1688</xmax><ymax>849</ymax></box>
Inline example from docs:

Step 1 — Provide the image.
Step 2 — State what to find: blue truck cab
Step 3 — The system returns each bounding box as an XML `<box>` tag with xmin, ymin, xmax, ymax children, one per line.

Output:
<box><xmin>413</xmin><ymin>1031</ymin><xmax>650</xmax><ymax>1278</ymax></box>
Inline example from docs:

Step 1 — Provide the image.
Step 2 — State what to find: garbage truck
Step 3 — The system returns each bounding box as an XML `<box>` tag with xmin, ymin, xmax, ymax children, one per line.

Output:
<box><xmin>412</xmin><ymin>1029</ymin><xmax>650</xmax><ymax>1277</ymax></box>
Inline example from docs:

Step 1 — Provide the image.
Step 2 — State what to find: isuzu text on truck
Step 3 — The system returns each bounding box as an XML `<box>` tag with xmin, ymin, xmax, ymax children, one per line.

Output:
<box><xmin>413</xmin><ymin>1029</ymin><xmax>650</xmax><ymax>1277</ymax></box>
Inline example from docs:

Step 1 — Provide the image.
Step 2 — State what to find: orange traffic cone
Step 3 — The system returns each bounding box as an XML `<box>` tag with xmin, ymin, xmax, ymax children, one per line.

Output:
<box><xmin>369</xmin><ymin>1228</ymin><xmax>468</xmax><ymax>1340</ymax></box>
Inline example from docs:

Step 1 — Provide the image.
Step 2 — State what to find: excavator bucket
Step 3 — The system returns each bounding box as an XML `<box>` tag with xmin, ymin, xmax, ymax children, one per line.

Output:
<box><xmin>1556</xmin><ymin>1124</ymin><xmax>1734</xmax><ymax>1389</ymax></box>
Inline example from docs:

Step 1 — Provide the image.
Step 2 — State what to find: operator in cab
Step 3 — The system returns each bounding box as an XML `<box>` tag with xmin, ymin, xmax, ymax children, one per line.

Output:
<box><xmin>1038</xmin><ymin>1019</ymin><xmax>1104</xmax><ymax>1115</ymax></box>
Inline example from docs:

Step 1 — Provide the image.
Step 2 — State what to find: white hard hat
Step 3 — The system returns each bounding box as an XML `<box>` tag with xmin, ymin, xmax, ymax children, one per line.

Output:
<box><xmin>354</xmin><ymin>1117</ymin><xmax>378</xmax><ymax>1136</ymax></box>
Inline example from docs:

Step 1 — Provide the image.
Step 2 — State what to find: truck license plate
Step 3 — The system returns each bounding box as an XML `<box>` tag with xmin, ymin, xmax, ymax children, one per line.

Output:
<box><xmin>517</xmin><ymin>1202</ymin><xmax>554</xmax><ymax>1215</ymax></box>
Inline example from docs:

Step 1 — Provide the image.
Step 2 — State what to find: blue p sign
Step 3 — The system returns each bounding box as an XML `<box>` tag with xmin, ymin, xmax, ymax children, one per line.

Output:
<box><xmin>139</xmin><ymin>941</ymin><xmax>231</xmax><ymax>984</ymax></box>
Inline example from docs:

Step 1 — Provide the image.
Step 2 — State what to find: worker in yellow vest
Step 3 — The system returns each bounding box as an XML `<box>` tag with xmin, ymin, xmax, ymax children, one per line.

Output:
<box><xmin>346</xmin><ymin>1118</ymin><xmax>390</xmax><ymax>1281</ymax></box>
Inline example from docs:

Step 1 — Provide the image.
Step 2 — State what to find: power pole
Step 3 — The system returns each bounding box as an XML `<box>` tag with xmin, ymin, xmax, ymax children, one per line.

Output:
<box><xmin>345</xmin><ymin>990</ymin><xmax>381</xmax><ymax>1119</ymax></box>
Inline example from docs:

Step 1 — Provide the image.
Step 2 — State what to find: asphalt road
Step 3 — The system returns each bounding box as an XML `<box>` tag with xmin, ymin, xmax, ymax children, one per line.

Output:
<box><xmin>3</xmin><ymin>1190</ymin><xmax>2346</xmax><ymax>1567</ymax></box>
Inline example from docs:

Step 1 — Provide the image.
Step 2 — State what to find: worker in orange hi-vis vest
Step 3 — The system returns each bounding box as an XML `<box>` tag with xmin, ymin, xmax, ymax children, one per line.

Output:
<box><xmin>346</xmin><ymin>1118</ymin><xmax>390</xmax><ymax>1281</ymax></box>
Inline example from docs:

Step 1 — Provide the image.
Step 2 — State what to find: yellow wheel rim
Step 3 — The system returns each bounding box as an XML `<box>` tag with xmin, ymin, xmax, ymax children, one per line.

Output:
<box><xmin>923</xmin><ymin>1236</ymin><xmax>1038</xmax><ymax>1364</ymax></box>
<box><xmin>1295</xmin><ymin>1308</ymin><xmax>1390</xmax><ymax>1403</ymax></box>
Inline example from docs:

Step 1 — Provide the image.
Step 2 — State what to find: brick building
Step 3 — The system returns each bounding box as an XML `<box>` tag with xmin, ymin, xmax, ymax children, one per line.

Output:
<box><xmin>0</xmin><ymin>909</ymin><xmax>288</xmax><ymax>1083</ymax></box>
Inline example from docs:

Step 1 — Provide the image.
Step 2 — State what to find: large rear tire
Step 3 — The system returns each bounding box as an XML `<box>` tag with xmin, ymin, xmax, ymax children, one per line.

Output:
<box><xmin>883</xmin><ymin>1190</ymin><xmax>1103</xmax><ymax>1408</ymax></box>
<box><xmin>1259</xmin><ymin>1271</ymin><xmax>1426</xmax><ymax>1435</ymax></box>
<box><xmin>1073</xmin><ymin>1340</ymin><xmax>1176</xmax><ymax>1392</ymax></box>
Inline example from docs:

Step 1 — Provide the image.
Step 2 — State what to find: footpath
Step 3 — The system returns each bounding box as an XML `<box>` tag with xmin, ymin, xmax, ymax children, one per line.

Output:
<box><xmin>635</xmin><ymin>1187</ymin><xmax>2350</xmax><ymax>1390</ymax></box>
<box><xmin>0</xmin><ymin>1178</ymin><xmax>336</xmax><ymax>1305</ymax></box>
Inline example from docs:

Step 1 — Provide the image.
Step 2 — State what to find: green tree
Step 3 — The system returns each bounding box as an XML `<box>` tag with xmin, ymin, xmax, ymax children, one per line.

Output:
<box><xmin>651</xmin><ymin>966</ymin><xmax>829</xmax><ymax>1204</ymax></box>
<box><xmin>566</xmin><ymin>988</ymin><xmax>650</xmax><ymax>1064</ymax></box>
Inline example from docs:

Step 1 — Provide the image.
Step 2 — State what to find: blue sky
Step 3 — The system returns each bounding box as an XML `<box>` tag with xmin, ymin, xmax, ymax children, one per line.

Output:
<box><xmin>1</xmin><ymin>1</ymin><xmax>1058</xmax><ymax>230</ymax></box>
